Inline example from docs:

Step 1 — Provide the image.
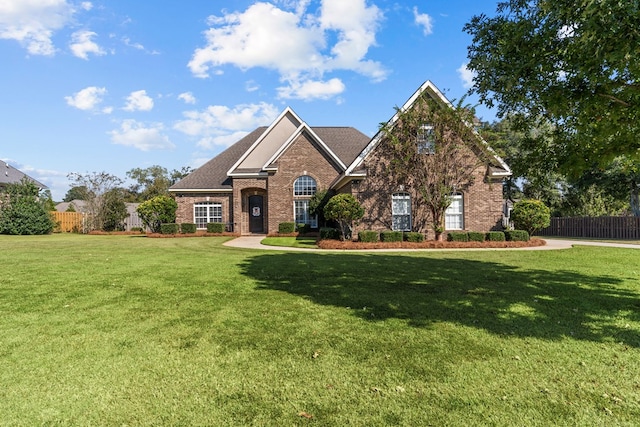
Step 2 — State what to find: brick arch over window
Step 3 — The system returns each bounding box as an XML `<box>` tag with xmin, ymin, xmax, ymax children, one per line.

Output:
<box><xmin>293</xmin><ymin>175</ymin><xmax>318</xmax><ymax>227</ymax></box>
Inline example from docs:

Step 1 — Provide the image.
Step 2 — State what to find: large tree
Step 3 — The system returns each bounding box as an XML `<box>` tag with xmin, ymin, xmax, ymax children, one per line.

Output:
<box><xmin>464</xmin><ymin>0</ymin><xmax>640</xmax><ymax>175</ymax></box>
<box><xmin>378</xmin><ymin>95</ymin><xmax>488</xmax><ymax>239</ymax></box>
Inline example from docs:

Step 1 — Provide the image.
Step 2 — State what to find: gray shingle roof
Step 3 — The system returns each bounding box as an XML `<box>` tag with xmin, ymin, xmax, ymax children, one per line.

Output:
<box><xmin>0</xmin><ymin>161</ymin><xmax>48</xmax><ymax>189</ymax></box>
<box><xmin>169</xmin><ymin>126</ymin><xmax>370</xmax><ymax>191</ymax></box>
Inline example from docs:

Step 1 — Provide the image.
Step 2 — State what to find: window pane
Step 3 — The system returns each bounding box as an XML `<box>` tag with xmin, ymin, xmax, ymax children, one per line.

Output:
<box><xmin>392</xmin><ymin>193</ymin><xmax>411</xmax><ymax>231</ymax></box>
<box><xmin>194</xmin><ymin>202</ymin><xmax>222</xmax><ymax>229</ymax></box>
<box><xmin>294</xmin><ymin>176</ymin><xmax>317</xmax><ymax>196</ymax></box>
<box><xmin>445</xmin><ymin>194</ymin><xmax>463</xmax><ymax>230</ymax></box>
<box><xmin>294</xmin><ymin>200</ymin><xmax>317</xmax><ymax>228</ymax></box>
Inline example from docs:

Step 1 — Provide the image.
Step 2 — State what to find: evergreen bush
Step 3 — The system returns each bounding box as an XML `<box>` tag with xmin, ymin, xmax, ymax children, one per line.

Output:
<box><xmin>404</xmin><ymin>232</ymin><xmax>424</xmax><ymax>242</ymax></box>
<box><xmin>278</xmin><ymin>222</ymin><xmax>296</xmax><ymax>234</ymax></box>
<box><xmin>358</xmin><ymin>230</ymin><xmax>379</xmax><ymax>243</ymax></box>
<box><xmin>380</xmin><ymin>230</ymin><xmax>403</xmax><ymax>242</ymax></box>
<box><xmin>319</xmin><ymin>227</ymin><xmax>340</xmax><ymax>240</ymax></box>
<box><xmin>160</xmin><ymin>223</ymin><xmax>179</xmax><ymax>234</ymax></box>
<box><xmin>486</xmin><ymin>231</ymin><xmax>506</xmax><ymax>241</ymax></box>
<box><xmin>180</xmin><ymin>223</ymin><xmax>196</xmax><ymax>234</ymax></box>
<box><xmin>505</xmin><ymin>230</ymin><xmax>530</xmax><ymax>241</ymax></box>
<box><xmin>467</xmin><ymin>231</ymin><xmax>485</xmax><ymax>242</ymax></box>
<box><xmin>447</xmin><ymin>231</ymin><xmax>469</xmax><ymax>242</ymax></box>
<box><xmin>206</xmin><ymin>222</ymin><xmax>225</xmax><ymax>233</ymax></box>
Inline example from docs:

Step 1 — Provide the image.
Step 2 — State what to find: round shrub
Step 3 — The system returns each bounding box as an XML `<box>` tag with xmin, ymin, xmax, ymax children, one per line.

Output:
<box><xmin>404</xmin><ymin>232</ymin><xmax>424</xmax><ymax>243</ymax></box>
<box><xmin>511</xmin><ymin>199</ymin><xmax>550</xmax><ymax>236</ymax></box>
<box><xmin>380</xmin><ymin>230</ymin><xmax>403</xmax><ymax>242</ymax></box>
<box><xmin>278</xmin><ymin>222</ymin><xmax>296</xmax><ymax>234</ymax></box>
<box><xmin>447</xmin><ymin>232</ymin><xmax>468</xmax><ymax>242</ymax></box>
<box><xmin>207</xmin><ymin>222</ymin><xmax>225</xmax><ymax>233</ymax></box>
<box><xmin>505</xmin><ymin>230</ymin><xmax>530</xmax><ymax>241</ymax></box>
<box><xmin>358</xmin><ymin>230</ymin><xmax>379</xmax><ymax>243</ymax></box>
<box><xmin>180</xmin><ymin>223</ymin><xmax>197</xmax><ymax>234</ymax></box>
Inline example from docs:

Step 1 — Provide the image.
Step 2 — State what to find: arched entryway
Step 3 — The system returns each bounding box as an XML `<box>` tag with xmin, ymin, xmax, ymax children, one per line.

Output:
<box><xmin>240</xmin><ymin>188</ymin><xmax>267</xmax><ymax>234</ymax></box>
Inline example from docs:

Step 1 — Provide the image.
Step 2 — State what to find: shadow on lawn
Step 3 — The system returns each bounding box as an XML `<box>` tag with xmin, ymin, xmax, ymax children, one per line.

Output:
<box><xmin>240</xmin><ymin>252</ymin><xmax>640</xmax><ymax>347</ymax></box>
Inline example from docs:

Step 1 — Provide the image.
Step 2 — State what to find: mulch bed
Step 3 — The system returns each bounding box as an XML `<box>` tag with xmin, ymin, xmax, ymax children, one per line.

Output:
<box><xmin>317</xmin><ymin>238</ymin><xmax>546</xmax><ymax>250</ymax></box>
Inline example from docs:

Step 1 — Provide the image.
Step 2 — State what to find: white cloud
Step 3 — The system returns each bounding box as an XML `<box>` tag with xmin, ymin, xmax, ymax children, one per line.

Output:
<box><xmin>278</xmin><ymin>77</ymin><xmax>345</xmax><ymax>101</ymax></box>
<box><xmin>174</xmin><ymin>102</ymin><xmax>279</xmax><ymax>149</ymax></box>
<box><xmin>457</xmin><ymin>63</ymin><xmax>476</xmax><ymax>89</ymax></box>
<box><xmin>109</xmin><ymin>120</ymin><xmax>174</xmax><ymax>151</ymax></box>
<box><xmin>123</xmin><ymin>90</ymin><xmax>154</xmax><ymax>111</ymax></box>
<box><xmin>413</xmin><ymin>7</ymin><xmax>433</xmax><ymax>36</ymax></box>
<box><xmin>80</xmin><ymin>2</ymin><xmax>92</xmax><ymax>11</ymax></box>
<box><xmin>0</xmin><ymin>0</ymin><xmax>77</xmax><ymax>56</ymax></box>
<box><xmin>178</xmin><ymin>92</ymin><xmax>196</xmax><ymax>104</ymax></box>
<box><xmin>69</xmin><ymin>30</ymin><xmax>105</xmax><ymax>59</ymax></box>
<box><xmin>65</xmin><ymin>86</ymin><xmax>108</xmax><ymax>111</ymax></box>
<box><xmin>187</xmin><ymin>0</ymin><xmax>386</xmax><ymax>100</ymax></box>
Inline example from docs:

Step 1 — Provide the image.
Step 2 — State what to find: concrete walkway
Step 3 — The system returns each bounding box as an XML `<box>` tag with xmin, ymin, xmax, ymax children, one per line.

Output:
<box><xmin>223</xmin><ymin>236</ymin><xmax>640</xmax><ymax>252</ymax></box>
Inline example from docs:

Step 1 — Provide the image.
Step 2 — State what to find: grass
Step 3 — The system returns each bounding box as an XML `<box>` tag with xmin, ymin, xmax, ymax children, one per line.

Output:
<box><xmin>261</xmin><ymin>236</ymin><xmax>318</xmax><ymax>248</ymax></box>
<box><xmin>1</xmin><ymin>234</ymin><xmax>639</xmax><ymax>425</ymax></box>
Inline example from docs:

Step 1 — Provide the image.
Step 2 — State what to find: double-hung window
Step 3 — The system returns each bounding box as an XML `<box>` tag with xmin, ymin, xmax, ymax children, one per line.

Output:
<box><xmin>417</xmin><ymin>124</ymin><xmax>436</xmax><ymax>154</ymax></box>
<box><xmin>445</xmin><ymin>193</ymin><xmax>464</xmax><ymax>230</ymax></box>
<box><xmin>194</xmin><ymin>202</ymin><xmax>222</xmax><ymax>229</ymax></box>
<box><xmin>293</xmin><ymin>176</ymin><xmax>318</xmax><ymax>228</ymax></box>
<box><xmin>392</xmin><ymin>193</ymin><xmax>411</xmax><ymax>231</ymax></box>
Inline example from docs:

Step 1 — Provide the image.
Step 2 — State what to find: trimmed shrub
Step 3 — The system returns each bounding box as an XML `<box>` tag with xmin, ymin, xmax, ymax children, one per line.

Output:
<box><xmin>447</xmin><ymin>231</ymin><xmax>469</xmax><ymax>242</ymax></box>
<box><xmin>380</xmin><ymin>230</ymin><xmax>403</xmax><ymax>242</ymax></box>
<box><xmin>278</xmin><ymin>222</ymin><xmax>296</xmax><ymax>234</ymax></box>
<box><xmin>404</xmin><ymin>232</ymin><xmax>424</xmax><ymax>243</ymax></box>
<box><xmin>131</xmin><ymin>227</ymin><xmax>143</xmax><ymax>233</ymax></box>
<box><xmin>296</xmin><ymin>223</ymin><xmax>311</xmax><ymax>235</ymax></box>
<box><xmin>467</xmin><ymin>231</ymin><xmax>485</xmax><ymax>242</ymax></box>
<box><xmin>160</xmin><ymin>223</ymin><xmax>179</xmax><ymax>234</ymax></box>
<box><xmin>486</xmin><ymin>231</ymin><xmax>506</xmax><ymax>242</ymax></box>
<box><xmin>505</xmin><ymin>230</ymin><xmax>530</xmax><ymax>241</ymax></box>
<box><xmin>319</xmin><ymin>227</ymin><xmax>340</xmax><ymax>240</ymax></box>
<box><xmin>180</xmin><ymin>223</ymin><xmax>197</xmax><ymax>234</ymax></box>
<box><xmin>207</xmin><ymin>222</ymin><xmax>225</xmax><ymax>233</ymax></box>
<box><xmin>511</xmin><ymin>199</ymin><xmax>551</xmax><ymax>236</ymax></box>
<box><xmin>358</xmin><ymin>230</ymin><xmax>379</xmax><ymax>243</ymax></box>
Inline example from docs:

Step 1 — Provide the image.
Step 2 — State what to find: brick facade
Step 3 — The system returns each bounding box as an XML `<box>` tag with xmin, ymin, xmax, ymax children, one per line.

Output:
<box><xmin>175</xmin><ymin>193</ymin><xmax>232</xmax><ymax>229</ymax></box>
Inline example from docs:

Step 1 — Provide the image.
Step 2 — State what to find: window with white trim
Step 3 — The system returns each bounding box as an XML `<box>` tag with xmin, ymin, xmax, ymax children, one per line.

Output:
<box><xmin>293</xmin><ymin>176</ymin><xmax>317</xmax><ymax>227</ymax></box>
<box><xmin>194</xmin><ymin>202</ymin><xmax>222</xmax><ymax>229</ymax></box>
<box><xmin>445</xmin><ymin>193</ymin><xmax>464</xmax><ymax>230</ymax></box>
<box><xmin>417</xmin><ymin>124</ymin><xmax>436</xmax><ymax>154</ymax></box>
<box><xmin>392</xmin><ymin>193</ymin><xmax>411</xmax><ymax>231</ymax></box>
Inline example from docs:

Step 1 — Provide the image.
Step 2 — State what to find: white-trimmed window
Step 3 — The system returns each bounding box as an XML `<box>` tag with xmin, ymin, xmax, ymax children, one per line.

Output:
<box><xmin>417</xmin><ymin>124</ymin><xmax>436</xmax><ymax>154</ymax></box>
<box><xmin>194</xmin><ymin>202</ymin><xmax>222</xmax><ymax>229</ymax></box>
<box><xmin>445</xmin><ymin>193</ymin><xmax>464</xmax><ymax>230</ymax></box>
<box><xmin>392</xmin><ymin>193</ymin><xmax>411</xmax><ymax>231</ymax></box>
<box><xmin>293</xmin><ymin>176</ymin><xmax>317</xmax><ymax>227</ymax></box>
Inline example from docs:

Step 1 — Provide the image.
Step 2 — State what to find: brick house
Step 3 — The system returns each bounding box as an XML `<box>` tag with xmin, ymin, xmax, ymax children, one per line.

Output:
<box><xmin>169</xmin><ymin>81</ymin><xmax>511</xmax><ymax>237</ymax></box>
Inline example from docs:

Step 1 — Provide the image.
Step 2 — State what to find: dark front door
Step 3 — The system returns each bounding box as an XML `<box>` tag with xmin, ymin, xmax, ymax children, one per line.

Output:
<box><xmin>248</xmin><ymin>195</ymin><xmax>264</xmax><ymax>233</ymax></box>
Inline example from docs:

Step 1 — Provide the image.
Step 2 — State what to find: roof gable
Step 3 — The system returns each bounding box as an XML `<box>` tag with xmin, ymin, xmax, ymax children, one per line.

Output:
<box><xmin>344</xmin><ymin>80</ymin><xmax>511</xmax><ymax>178</ymax></box>
<box><xmin>0</xmin><ymin>161</ymin><xmax>48</xmax><ymax>189</ymax></box>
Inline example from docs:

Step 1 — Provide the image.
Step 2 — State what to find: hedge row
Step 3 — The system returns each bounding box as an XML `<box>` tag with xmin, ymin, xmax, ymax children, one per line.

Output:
<box><xmin>158</xmin><ymin>222</ymin><xmax>226</xmax><ymax>234</ymax></box>
<box><xmin>447</xmin><ymin>230</ymin><xmax>530</xmax><ymax>242</ymax></box>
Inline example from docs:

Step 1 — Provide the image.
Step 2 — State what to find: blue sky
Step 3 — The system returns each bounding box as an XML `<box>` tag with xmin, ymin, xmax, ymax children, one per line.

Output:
<box><xmin>1</xmin><ymin>0</ymin><xmax>499</xmax><ymax>201</ymax></box>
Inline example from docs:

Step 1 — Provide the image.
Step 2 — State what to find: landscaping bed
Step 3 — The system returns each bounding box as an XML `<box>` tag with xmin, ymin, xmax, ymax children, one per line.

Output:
<box><xmin>318</xmin><ymin>238</ymin><xmax>546</xmax><ymax>250</ymax></box>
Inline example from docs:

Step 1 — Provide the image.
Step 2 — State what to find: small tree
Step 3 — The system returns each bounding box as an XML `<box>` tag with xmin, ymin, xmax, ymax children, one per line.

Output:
<box><xmin>67</xmin><ymin>171</ymin><xmax>123</xmax><ymax>231</ymax></box>
<box><xmin>101</xmin><ymin>188</ymin><xmax>129</xmax><ymax>231</ymax></box>
<box><xmin>323</xmin><ymin>194</ymin><xmax>364</xmax><ymax>240</ymax></box>
<box><xmin>308</xmin><ymin>189</ymin><xmax>333</xmax><ymax>228</ymax></box>
<box><xmin>511</xmin><ymin>199</ymin><xmax>551</xmax><ymax>236</ymax></box>
<box><xmin>0</xmin><ymin>178</ymin><xmax>55</xmax><ymax>235</ymax></box>
<box><xmin>136</xmin><ymin>195</ymin><xmax>177</xmax><ymax>233</ymax></box>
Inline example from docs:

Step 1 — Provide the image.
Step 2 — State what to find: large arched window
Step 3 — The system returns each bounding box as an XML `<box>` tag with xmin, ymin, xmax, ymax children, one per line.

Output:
<box><xmin>445</xmin><ymin>193</ymin><xmax>464</xmax><ymax>230</ymax></box>
<box><xmin>293</xmin><ymin>176</ymin><xmax>318</xmax><ymax>228</ymax></box>
<box><xmin>392</xmin><ymin>193</ymin><xmax>411</xmax><ymax>231</ymax></box>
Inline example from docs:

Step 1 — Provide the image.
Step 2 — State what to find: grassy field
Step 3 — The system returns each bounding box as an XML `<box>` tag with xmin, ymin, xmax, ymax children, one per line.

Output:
<box><xmin>1</xmin><ymin>234</ymin><xmax>639</xmax><ymax>426</ymax></box>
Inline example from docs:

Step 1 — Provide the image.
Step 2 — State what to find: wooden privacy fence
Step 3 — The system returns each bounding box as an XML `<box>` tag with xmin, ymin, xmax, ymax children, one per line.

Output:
<box><xmin>52</xmin><ymin>211</ymin><xmax>86</xmax><ymax>233</ymax></box>
<box><xmin>52</xmin><ymin>211</ymin><xmax>148</xmax><ymax>232</ymax></box>
<box><xmin>537</xmin><ymin>216</ymin><xmax>640</xmax><ymax>239</ymax></box>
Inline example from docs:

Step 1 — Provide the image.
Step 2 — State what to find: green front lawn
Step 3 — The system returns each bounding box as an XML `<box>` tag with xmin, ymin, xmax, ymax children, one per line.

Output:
<box><xmin>1</xmin><ymin>234</ymin><xmax>639</xmax><ymax>425</ymax></box>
